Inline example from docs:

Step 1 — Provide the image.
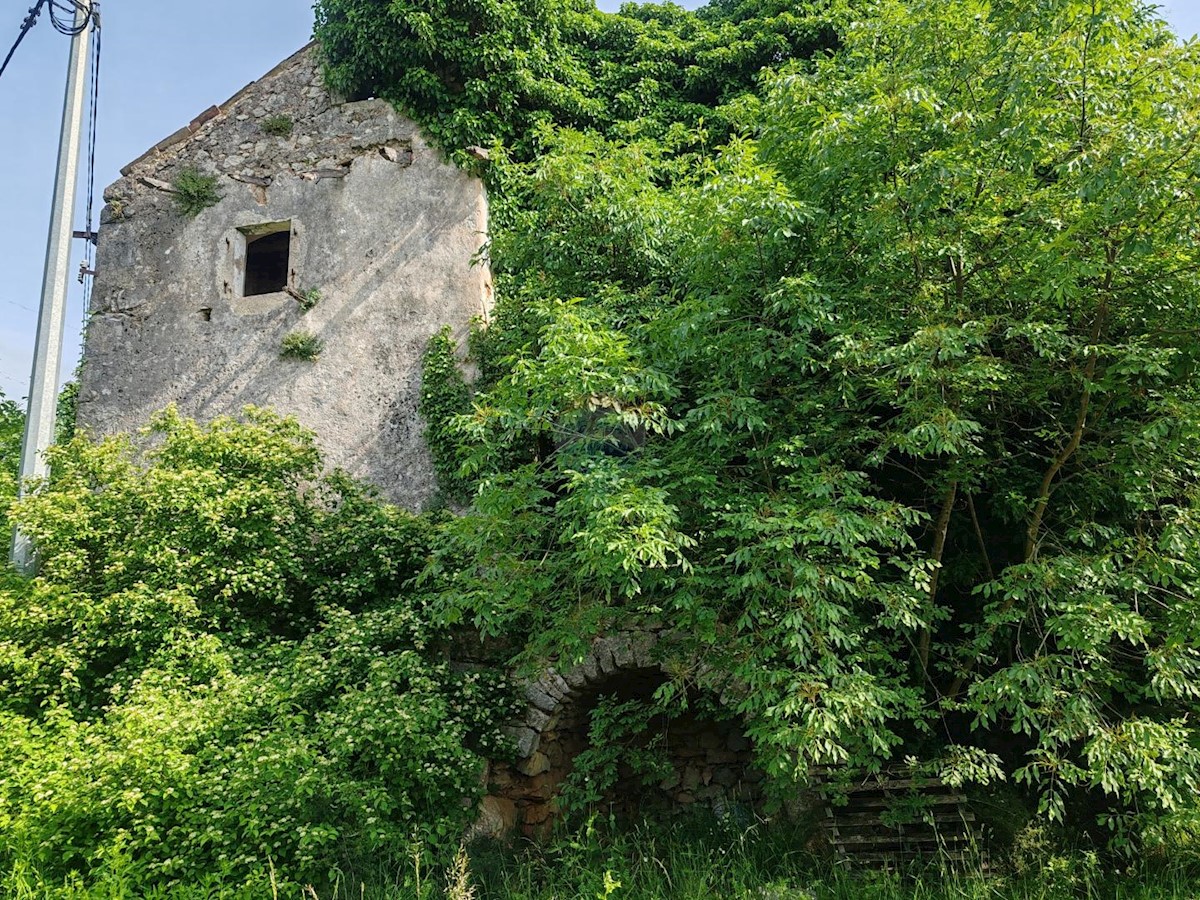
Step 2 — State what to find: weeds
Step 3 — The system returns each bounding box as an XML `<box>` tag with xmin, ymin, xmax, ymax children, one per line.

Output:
<box><xmin>262</xmin><ymin>115</ymin><xmax>295</xmax><ymax>136</ymax></box>
<box><xmin>172</xmin><ymin>168</ymin><xmax>221</xmax><ymax>217</ymax></box>
<box><xmin>444</xmin><ymin>846</ymin><xmax>475</xmax><ymax>900</ymax></box>
<box><xmin>280</xmin><ymin>330</ymin><xmax>324</xmax><ymax>361</ymax></box>
<box><xmin>7</xmin><ymin>818</ymin><xmax>1200</xmax><ymax>899</ymax></box>
<box><xmin>297</xmin><ymin>288</ymin><xmax>322</xmax><ymax>311</ymax></box>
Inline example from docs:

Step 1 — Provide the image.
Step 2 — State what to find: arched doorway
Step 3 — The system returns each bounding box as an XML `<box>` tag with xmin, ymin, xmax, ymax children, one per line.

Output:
<box><xmin>481</xmin><ymin>630</ymin><xmax>764</xmax><ymax>836</ymax></box>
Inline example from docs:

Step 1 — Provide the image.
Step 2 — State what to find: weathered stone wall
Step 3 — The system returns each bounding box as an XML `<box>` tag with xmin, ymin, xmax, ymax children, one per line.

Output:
<box><xmin>78</xmin><ymin>45</ymin><xmax>491</xmax><ymax>509</ymax></box>
<box><xmin>476</xmin><ymin>629</ymin><xmax>765</xmax><ymax>837</ymax></box>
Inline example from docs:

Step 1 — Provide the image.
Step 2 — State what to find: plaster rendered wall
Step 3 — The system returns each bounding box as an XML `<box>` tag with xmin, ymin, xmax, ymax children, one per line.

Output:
<box><xmin>78</xmin><ymin>46</ymin><xmax>491</xmax><ymax>509</ymax></box>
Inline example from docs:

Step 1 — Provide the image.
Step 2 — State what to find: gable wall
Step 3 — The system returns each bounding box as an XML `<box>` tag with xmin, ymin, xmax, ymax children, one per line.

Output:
<box><xmin>78</xmin><ymin>46</ymin><xmax>491</xmax><ymax>509</ymax></box>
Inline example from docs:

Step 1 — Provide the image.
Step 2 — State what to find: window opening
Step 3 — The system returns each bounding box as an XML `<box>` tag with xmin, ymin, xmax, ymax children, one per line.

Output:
<box><xmin>241</xmin><ymin>222</ymin><xmax>291</xmax><ymax>296</ymax></box>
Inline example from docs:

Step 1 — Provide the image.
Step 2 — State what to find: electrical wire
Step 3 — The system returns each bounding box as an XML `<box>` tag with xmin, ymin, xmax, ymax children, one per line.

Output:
<box><xmin>80</xmin><ymin>5</ymin><xmax>101</xmax><ymax>321</ymax></box>
<box><xmin>0</xmin><ymin>0</ymin><xmax>100</xmax><ymax>321</ymax></box>
<box><xmin>0</xmin><ymin>1</ymin><xmax>96</xmax><ymax>83</ymax></box>
<box><xmin>48</xmin><ymin>0</ymin><xmax>93</xmax><ymax>36</ymax></box>
<box><xmin>0</xmin><ymin>1</ymin><xmax>48</xmax><ymax>82</ymax></box>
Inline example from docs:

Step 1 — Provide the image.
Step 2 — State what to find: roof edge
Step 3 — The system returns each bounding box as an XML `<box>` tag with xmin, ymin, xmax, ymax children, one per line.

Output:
<box><xmin>120</xmin><ymin>40</ymin><xmax>319</xmax><ymax>177</ymax></box>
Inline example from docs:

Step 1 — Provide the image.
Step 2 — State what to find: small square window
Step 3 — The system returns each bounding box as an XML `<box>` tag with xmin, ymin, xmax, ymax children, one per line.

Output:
<box><xmin>241</xmin><ymin>222</ymin><xmax>291</xmax><ymax>297</ymax></box>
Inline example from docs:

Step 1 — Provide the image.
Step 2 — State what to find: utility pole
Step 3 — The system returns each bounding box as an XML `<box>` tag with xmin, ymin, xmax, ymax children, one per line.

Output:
<box><xmin>10</xmin><ymin>2</ymin><xmax>93</xmax><ymax>573</ymax></box>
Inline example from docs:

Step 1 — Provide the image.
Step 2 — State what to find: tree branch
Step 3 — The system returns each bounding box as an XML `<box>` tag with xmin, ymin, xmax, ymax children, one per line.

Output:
<box><xmin>967</xmin><ymin>491</ymin><xmax>994</xmax><ymax>581</ymax></box>
<box><xmin>918</xmin><ymin>481</ymin><xmax>958</xmax><ymax>675</ymax></box>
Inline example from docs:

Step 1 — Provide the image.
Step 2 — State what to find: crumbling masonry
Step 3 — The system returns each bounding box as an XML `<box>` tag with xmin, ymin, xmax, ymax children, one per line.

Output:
<box><xmin>78</xmin><ymin>44</ymin><xmax>491</xmax><ymax>510</ymax></box>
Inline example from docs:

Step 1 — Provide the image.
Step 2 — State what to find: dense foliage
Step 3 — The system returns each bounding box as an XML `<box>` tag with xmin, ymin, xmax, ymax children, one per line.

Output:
<box><xmin>390</xmin><ymin>0</ymin><xmax>1200</xmax><ymax>847</ymax></box>
<box><xmin>4</xmin><ymin>0</ymin><xmax>1200</xmax><ymax>893</ymax></box>
<box><xmin>0</xmin><ymin>391</ymin><xmax>22</xmax><ymax>534</ymax></box>
<box><xmin>0</xmin><ymin>409</ymin><xmax>513</xmax><ymax>889</ymax></box>
<box><xmin>316</xmin><ymin>0</ymin><xmax>838</xmax><ymax>152</ymax></box>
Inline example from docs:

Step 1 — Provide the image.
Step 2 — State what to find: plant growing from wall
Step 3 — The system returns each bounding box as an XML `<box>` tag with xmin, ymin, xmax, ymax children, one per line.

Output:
<box><xmin>172</xmin><ymin>168</ymin><xmax>221</xmax><ymax>218</ymax></box>
<box><xmin>419</xmin><ymin>326</ymin><xmax>473</xmax><ymax>502</ymax></box>
<box><xmin>280</xmin><ymin>330</ymin><xmax>323</xmax><ymax>361</ymax></box>
<box><xmin>296</xmin><ymin>288</ymin><xmax>321</xmax><ymax>311</ymax></box>
<box><xmin>261</xmin><ymin>114</ymin><xmax>294</xmax><ymax>137</ymax></box>
<box><xmin>55</xmin><ymin>380</ymin><xmax>78</xmax><ymax>445</ymax></box>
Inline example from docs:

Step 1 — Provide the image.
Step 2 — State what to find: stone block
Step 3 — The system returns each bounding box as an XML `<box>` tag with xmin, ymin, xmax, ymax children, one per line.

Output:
<box><xmin>524</xmin><ymin>707</ymin><xmax>551</xmax><ymax>731</ymax></box>
<box><xmin>612</xmin><ymin>637</ymin><xmax>636</xmax><ymax>669</ymax></box>
<box><xmin>545</xmin><ymin>669</ymin><xmax>571</xmax><ymax>697</ymax></box>
<box><xmin>593</xmin><ymin>638</ymin><xmax>620</xmax><ymax>674</ymax></box>
<box><xmin>632</xmin><ymin>634</ymin><xmax>656</xmax><ymax>669</ymax></box>
<box><xmin>712</xmin><ymin>767</ymin><xmax>739</xmax><ymax>787</ymax></box>
<box><xmin>726</xmin><ymin>732</ymin><xmax>750</xmax><ymax>752</ymax></box>
<box><xmin>522</xmin><ymin>802</ymin><xmax>554</xmax><ymax>826</ymax></box>
<box><xmin>706</xmin><ymin>750</ymin><xmax>740</xmax><ymax>765</ymax></box>
<box><xmin>523</xmin><ymin>773</ymin><xmax>556</xmax><ymax>802</ymax></box>
<box><xmin>544</xmin><ymin>739</ymin><xmax>567</xmax><ymax>768</ymax></box>
<box><xmin>503</xmin><ymin>726</ymin><xmax>540</xmax><ymax>758</ymax></box>
<box><xmin>516</xmin><ymin>751</ymin><xmax>551</xmax><ymax>777</ymax></box>
<box><xmin>524</xmin><ymin>684</ymin><xmax>560</xmax><ymax>714</ymax></box>
<box><xmin>563</xmin><ymin>664</ymin><xmax>588</xmax><ymax>689</ymax></box>
<box><xmin>468</xmin><ymin>795</ymin><xmax>517</xmax><ymax>840</ymax></box>
<box><xmin>580</xmin><ymin>652</ymin><xmax>601</xmax><ymax>682</ymax></box>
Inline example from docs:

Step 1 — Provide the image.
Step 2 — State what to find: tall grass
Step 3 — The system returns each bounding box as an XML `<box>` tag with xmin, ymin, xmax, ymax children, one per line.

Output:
<box><xmin>6</xmin><ymin>817</ymin><xmax>1200</xmax><ymax>900</ymax></box>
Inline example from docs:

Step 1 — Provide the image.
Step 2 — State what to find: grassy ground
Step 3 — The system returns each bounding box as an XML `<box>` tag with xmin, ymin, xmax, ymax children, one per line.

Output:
<box><xmin>6</xmin><ymin>817</ymin><xmax>1199</xmax><ymax>899</ymax></box>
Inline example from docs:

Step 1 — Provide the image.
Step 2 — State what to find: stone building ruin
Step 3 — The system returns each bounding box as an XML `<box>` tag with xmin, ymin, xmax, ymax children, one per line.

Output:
<box><xmin>78</xmin><ymin>43</ymin><xmax>491</xmax><ymax>509</ymax></box>
<box><xmin>77</xmin><ymin>44</ymin><xmax>763</xmax><ymax>836</ymax></box>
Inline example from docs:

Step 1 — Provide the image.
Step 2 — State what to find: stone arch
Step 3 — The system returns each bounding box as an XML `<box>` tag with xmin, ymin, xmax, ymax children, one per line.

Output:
<box><xmin>479</xmin><ymin>628</ymin><xmax>763</xmax><ymax>836</ymax></box>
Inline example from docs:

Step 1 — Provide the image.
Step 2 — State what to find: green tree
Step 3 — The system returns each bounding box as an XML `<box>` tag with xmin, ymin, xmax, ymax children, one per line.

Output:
<box><xmin>0</xmin><ymin>408</ymin><xmax>513</xmax><ymax>887</ymax></box>
<box><xmin>314</xmin><ymin>0</ymin><xmax>836</xmax><ymax>152</ymax></box>
<box><xmin>0</xmin><ymin>391</ymin><xmax>22</xmax><ymax>535</ymax></box>
<box><xmin>750</xmin><ymin>0</ymin><xmax>1200</xmax><ymax>836</ymax></box>
<box><xmin>411</xmin><ymin>0</ymin><xmax>1200</xmax><ymax>843</ymax></box>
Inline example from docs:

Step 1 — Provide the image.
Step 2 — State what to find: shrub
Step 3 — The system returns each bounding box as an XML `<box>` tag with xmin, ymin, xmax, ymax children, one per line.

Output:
<box><xmin>0</xmin><ymin>409</ymin><xmax>515</xmax><ymax>889</ymax></box>
<box><xmin>171</xmin><ymin>168</ymin><xmax>221</xmax><ymax>218</ymax></box>
<box><xmin>280</xmin><ymin>330</ymin><xmax>323</xmax><ymax>361</ymax></box>
<box><xmin>0</xmin><ymin>391</ymin><xmax>22</xmax><ymax>533</ymax></box>
<box><xmin>261</xmin><ymin>114</ymin><xmax>294</xmax><ymax>137</ymax></box>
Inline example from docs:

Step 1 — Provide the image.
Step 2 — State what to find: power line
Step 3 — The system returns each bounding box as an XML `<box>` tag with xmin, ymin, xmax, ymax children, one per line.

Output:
<box><xmin>84</xmin><ymin>8</ymin><xmax>100</xmax><ymax>235</ymax></box>
<box><xmin>0</xmin><ymin>0</ymin><xmax>96</xmax><ymax>83</ymax></box>
<box><xmin>80</xmin><ymin>4</ymin><xmax>100</xmax><ymax>322</ymax></box>
<box><xmin>49</xmin><ymin>0</ymin><xmax>93</xmax><ymax>37</ymax></box>
<box><xmin>0</xmin><ymin>1</ymin><xmax>48</xmax><ymax>82</ymax></box>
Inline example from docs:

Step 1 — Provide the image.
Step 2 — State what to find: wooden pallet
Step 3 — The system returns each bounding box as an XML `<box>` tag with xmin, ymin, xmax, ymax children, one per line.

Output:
<box><xmin>816</xmin><ymin>770</ymin><xmax>986</xmax><ymax>869</ymax></box>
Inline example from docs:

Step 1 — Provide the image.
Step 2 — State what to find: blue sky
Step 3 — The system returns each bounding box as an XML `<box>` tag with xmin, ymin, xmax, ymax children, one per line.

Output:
<box><xmin>0</xmin><ymin>0</ymin><xmax>1197</xmax><ymax>402</ymax></box>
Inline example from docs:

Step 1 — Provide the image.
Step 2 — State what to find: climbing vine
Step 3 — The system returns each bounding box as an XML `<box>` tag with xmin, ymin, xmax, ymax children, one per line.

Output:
<box><xmin>315</xmin><ymin>0</ymin><xmax>838</xmax><ymax>155</ymax></box>
<box><xmin>419</xmin><ymin>326</ymin><xmax>474</xmax><ymax>504</ymax></box>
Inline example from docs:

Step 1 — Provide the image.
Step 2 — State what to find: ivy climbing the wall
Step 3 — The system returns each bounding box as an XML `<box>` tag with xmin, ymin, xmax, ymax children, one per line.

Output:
<box><xmin>420</xmin><ymin>325</ymin><xmax>474</xmax><ymax>504</ymax></box>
